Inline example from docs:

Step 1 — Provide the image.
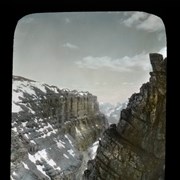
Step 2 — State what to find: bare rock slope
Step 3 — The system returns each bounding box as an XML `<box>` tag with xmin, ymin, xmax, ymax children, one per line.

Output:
<box><xmin>84</xmin><ymin>53</ymin><xmax>166</xmax><ymax>180</ymax></box>
<box><xmin>11</xmin><ymin>76</ymin><xmax>107</xmax><ymax>180</ymax></box>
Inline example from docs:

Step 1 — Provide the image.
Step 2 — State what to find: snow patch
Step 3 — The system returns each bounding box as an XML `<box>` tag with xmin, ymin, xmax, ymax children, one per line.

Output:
<box><xmin>79</xmin><ymin>92</ymin><xmax>84</xmax><ymax>96</ymax></box>
<box><xmin>12</xmin><ymin>127</ymin><xmax>17</xmax><ymax>132</ymax></box>
<box><xmin>12</xmin><ymin>90</ymin><xmax>23</xmax><ymax>102</ymax></box>
<box><xmin>49</xmin><ymin>159</ymin><xmax>56</xmax><ymax>167</ymax></box>
<box><xmin>68</xmin><ymin>149</ymin><xmax>75</xmax><ymax>157</ymax></box>
<box><xmin>50</xmin><ymin>86</ymin><xmax>59</xmax><ymax>93</ymax></box>
<box><xmin>11</xmin><ymin>176</ymin><xmax>15</xmax><ymax>180</ymax></box>
<box><xmin>22</xmin><ymin>122</ymin><xmax>27</xmax><ymax>127</ymax></box>
<box><xmin>22</xmin><ymin>162</ymin><xmax>29</xmax><ymax>170</ymax></box>
<box><xmin>88</xmin><ymin>141</ymin><xmax>99</xmax><ymax>159</ymax></box>
<box><xmin>62</xmin><ymin>88</ymin><xmax>69</xmax><ymax>92</ymax></box>
<box><xmin>56</xmin><ymin>167</ymin><xmax>61</xmax><ymax>171</ymax></box>
<box><xmin>37</xmin><ymin>122</ymin><xmax>57</xmax><ymax>138</ymax></box>
<box><xmin>56</xmin><ymin>140</ymin><xmax>65</xmax><ymax>149</ymax></box>
<box><xmin>28</xmin><ymin>149</ymin><xmax>48</xmax><ymax>164</ymax></box>
<box><xmin>63</xmin><ymin>154</ymin><xmax>69</xmax><ymax>159</ymax></box>
<box><xmin>30</xmin><ymin>140</ymin><xmax>36</xmax><ymax>144</ymax></box>
<box><xmin>29</xmin><ymin>108</ymin><xmax>35</xmax><ymax>114</ymax></box>
<box><xmin>37</xmin><ymin>149</ymin><xmax>48</xmax><ymax>160</ymax></box>
<box><xmin>24</xmin><ymin>134</ymin><xmax>29</xmax><ymax>139</ymax></box>
<box><xmin>11</xmin><ymin>171</ymin><xmax>18</xmax><ymax>180</ymax></box>
<box><xmin>46</xmin><ymin>132</ymin><xmax>53</xmax><ymax>136</ymax></box>
<box><xmin>12</xmin><ymin>171</ymin><xmax>17</xmax><ymax>176</ymax></box>
<box><xmin>12</xmin><ymin>102</ymin><xmax>22</xmax><ymax>113</ymax></box>
<box><xmin>75</xmin><ymin>127</ymin><xmax>82</xmax><ymax>136</ymax></box>
<box><xmin>28</xmin><ymin>150</ymin><xmax>57</xmax><ymax>178</ymax></box>
<box><xmin>28</xmin><ymin>153</ymin><xmax>36</xmax><ymax>164</ymax></box>
<box><xmin>37</xmin><ymin>164</ymin><xmax>50</xmax><ymax>179</ymax></box>
<box><xmin>65</xmin><ymin>134</ymin><xmax>73</xmax><ymax>146</ymax></box>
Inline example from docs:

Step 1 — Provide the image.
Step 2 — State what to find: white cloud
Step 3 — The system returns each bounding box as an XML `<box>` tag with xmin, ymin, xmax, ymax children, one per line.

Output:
<box><xmin>137</xmin><ymin>15</ymin><xmax>164</xmax><ymax>32</ymax></box>
<box><xmin>75</xmin><ymin>47</ymin><xmax>166</xmax><ymax>72</ymax></box>
<box><xmin>75</xmin><ymin>52</ymin><xmax>152</xmax><ymax>72</ymax></box>
<box><xmin>158</xmin><ymin>47</ymin><xmax>167</xmax><ymax>58</ymax></box>
<box><xmin>122</xmin><ymin>12</ymin><xmax>164</xmax><ymax>32</ymax></box>
<box><xmin>62</xmin><ymin>43</ymin><xmax>79</xmax><ymax>49</ymax></box>
<box><xmin>122</xmin><ymin>12</ymin><xmax>148</xmax><ymax>27</ymax></box>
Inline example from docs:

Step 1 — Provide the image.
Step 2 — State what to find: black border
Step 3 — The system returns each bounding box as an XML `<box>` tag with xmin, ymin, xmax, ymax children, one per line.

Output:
<box><xmin>1</xmin><ymin>1</ymin><xmax>176</xmax><ymax>180</ymax></box>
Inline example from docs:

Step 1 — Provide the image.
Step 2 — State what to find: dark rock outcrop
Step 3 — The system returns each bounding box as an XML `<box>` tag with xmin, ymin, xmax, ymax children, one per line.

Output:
<box><xmin>11</xmin><ymin>76</ymin><xmax>108</xmax><ymax>180</ymax></box>
<box><xmin>84</xmin><ymin>53</ymin><xmax>166</xmax><ymax>180</ymax></box>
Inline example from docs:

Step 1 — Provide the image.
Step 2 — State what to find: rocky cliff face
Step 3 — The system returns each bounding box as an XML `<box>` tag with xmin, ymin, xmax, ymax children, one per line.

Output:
<box><xmin>11</xmin><ymin>76</ymin><xmax>108</xmax><ymax>180</ymax></box>
<box><xmin>84</xmin><ymin>53</ymin><xmax>166</xmax><ymax>180</ymax></box>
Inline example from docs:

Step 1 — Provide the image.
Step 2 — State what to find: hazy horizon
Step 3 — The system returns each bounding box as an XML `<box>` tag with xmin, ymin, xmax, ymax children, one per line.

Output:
<box><xmin>13</xmin><ymin>12</ymin><xmax>166</xmax><ymax>105</ymax></box>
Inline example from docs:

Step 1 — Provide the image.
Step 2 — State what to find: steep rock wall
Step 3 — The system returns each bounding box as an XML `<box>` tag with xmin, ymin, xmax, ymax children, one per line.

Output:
<box><xmin>84</xmin><ymin>53</ymin><xmax>166</xmax><ymax>180</ymax></box>
<box><xmin>11</xmin><ymin>76</ymin><xmax>107</xmax><ymax>180</ymax></box>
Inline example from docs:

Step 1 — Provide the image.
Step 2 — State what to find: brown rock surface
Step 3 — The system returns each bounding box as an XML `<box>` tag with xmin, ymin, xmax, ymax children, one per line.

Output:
<box><xmin>84</xmin><ymin>53</ymin><xmax>166</xmax><ymax>180</ymax></box>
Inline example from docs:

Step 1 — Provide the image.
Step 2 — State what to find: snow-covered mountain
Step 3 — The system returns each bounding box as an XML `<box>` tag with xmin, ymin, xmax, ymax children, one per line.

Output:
<box><xmin>11</xmin><ymin>75</ymin><xmax>107</xmax><ymax>180</ymax></box>
<box><xmin>99</xmin><ymin>101</ymin><xmax>128</xmax><ymax>124</ymax></box>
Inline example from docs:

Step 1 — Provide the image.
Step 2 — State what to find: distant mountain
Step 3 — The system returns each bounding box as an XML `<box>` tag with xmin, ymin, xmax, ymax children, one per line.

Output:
<box><xmin>99</xmin><ymin>101</ymin><xmax>128</xmax><ymax>124</ymax></box>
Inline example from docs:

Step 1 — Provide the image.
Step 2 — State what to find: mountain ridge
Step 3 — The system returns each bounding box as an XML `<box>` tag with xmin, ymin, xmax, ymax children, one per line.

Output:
<box><xmin>84</xmin><ymin>53</ymin><xmax>166</xmax><ymax>180</ymax></box>
<box><xmin>11</xmin><ymin>75</ymin><xmax>108</xmax><ymax>180</ymax></box>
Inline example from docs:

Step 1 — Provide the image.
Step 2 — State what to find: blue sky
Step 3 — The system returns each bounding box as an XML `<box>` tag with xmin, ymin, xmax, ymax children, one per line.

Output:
<box><xmin>13</xmin><ymin>12</ymin><xmax>166</xmax><ymax>104</ymax></box>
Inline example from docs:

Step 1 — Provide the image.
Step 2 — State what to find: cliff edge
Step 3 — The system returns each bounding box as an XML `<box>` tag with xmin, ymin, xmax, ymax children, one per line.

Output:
<box><xmin>84</xmin><ymin>53</ymin><xmax>166</xmax><ymax>180</ymax></box>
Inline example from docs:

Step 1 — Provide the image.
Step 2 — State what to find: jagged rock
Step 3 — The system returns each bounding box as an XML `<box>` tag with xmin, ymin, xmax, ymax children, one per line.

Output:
<box><xmin>150</xmin><ymin>53</ymin><xmax>164</xmax><ymax>72</ymax></box>
<box><xmin>11</xmin><ymin>76</ymin><xmax>108</xmax><ymax>180</ymax></box>
<box><xmin>85</xmin><ymin>53</ymin><xmax>166</xmax><ymax>180</ymax></box>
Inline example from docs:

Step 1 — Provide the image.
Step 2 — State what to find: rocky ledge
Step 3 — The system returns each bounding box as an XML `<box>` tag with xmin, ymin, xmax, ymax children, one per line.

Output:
<box><xmin>11</xmin><ymin>76</ymin><xmax>108</xmax><ymax>180</ymax></box>
<box><xmin>84</xmin><ymin>53</ymin><xmax>166</xmax><ymax>180</ymax></box>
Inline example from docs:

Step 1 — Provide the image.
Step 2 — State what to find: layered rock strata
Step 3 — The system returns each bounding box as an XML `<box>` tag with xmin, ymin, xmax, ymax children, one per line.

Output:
<box><xmin>11</xmin><ymin>76</ymin><xmax>107</xmax><ymax>180</ymax></box>
<box><xmin>84</xmin><ymin>53</ymin><xmax>166</xmax><ymax>180</ymax></box>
